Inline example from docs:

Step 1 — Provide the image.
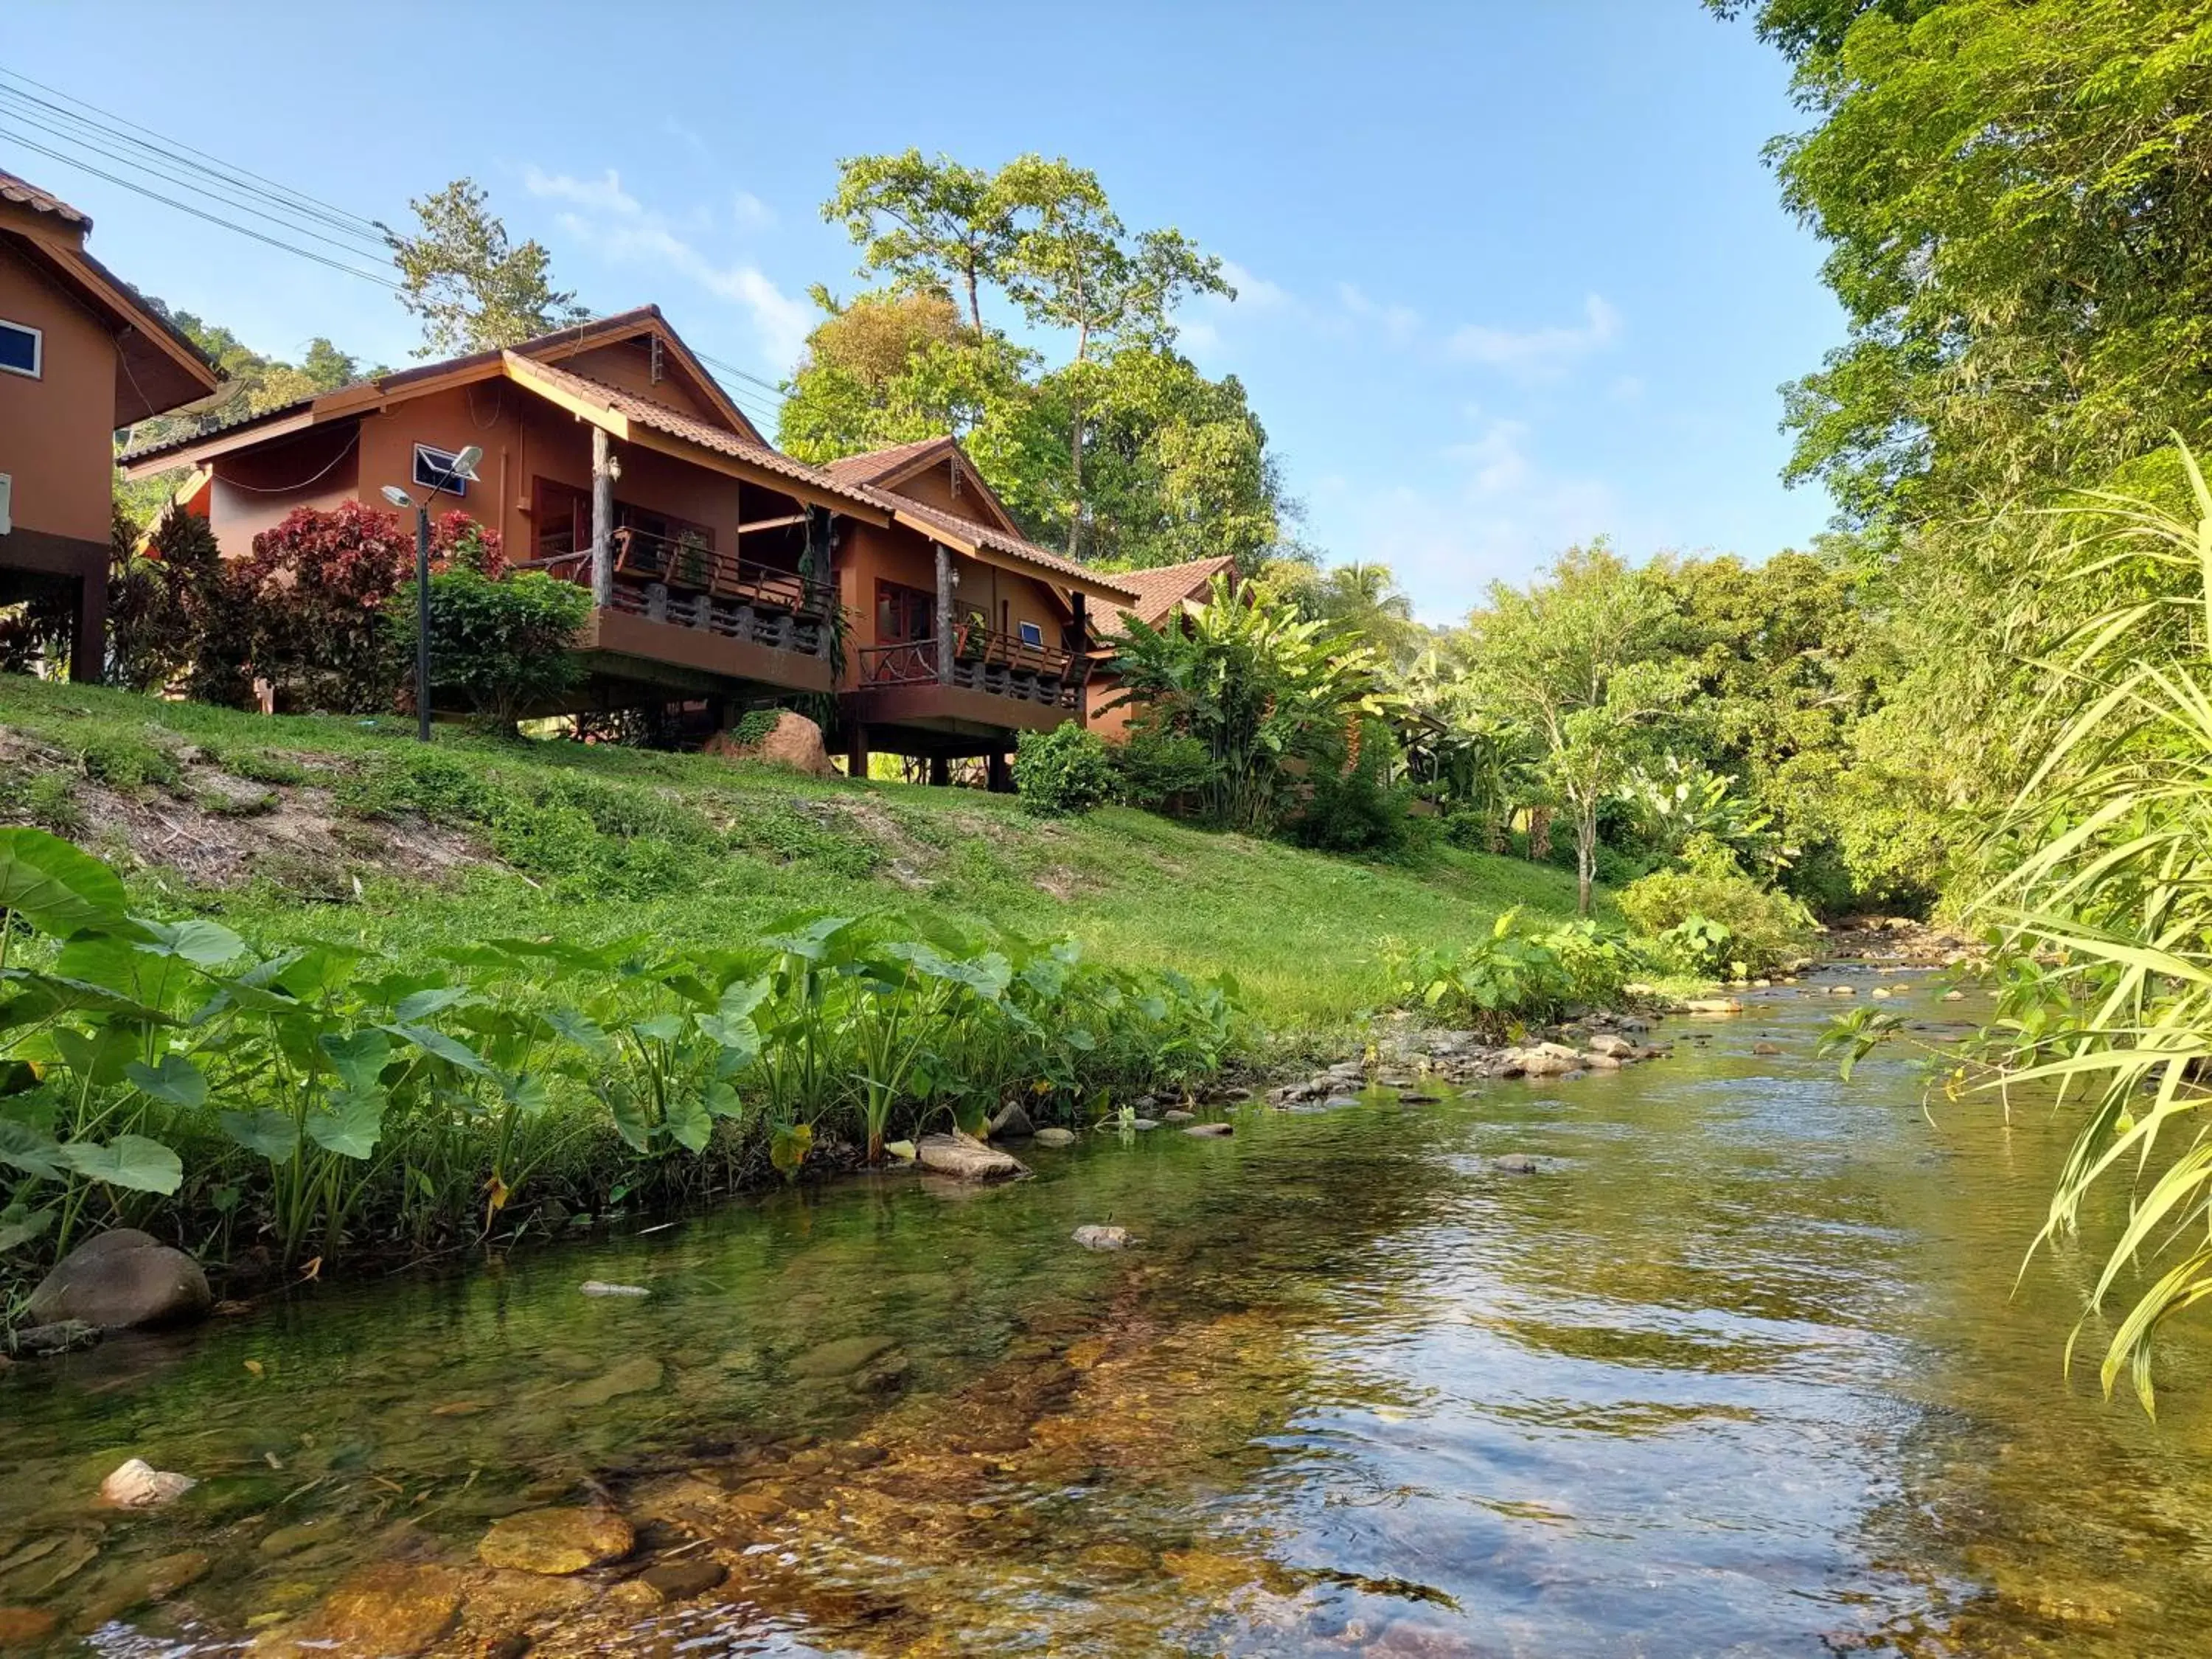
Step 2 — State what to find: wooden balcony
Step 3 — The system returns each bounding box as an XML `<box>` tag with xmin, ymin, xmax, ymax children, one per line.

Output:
<box><xmin>515</xmin><ymin>526</ymin><xmax>838</xmax><ymax>696</ymax></box>
<box><xmin>847</xmin><ymin>627</ymin><xmax>1089</xmax><ymax>744</ymax></box>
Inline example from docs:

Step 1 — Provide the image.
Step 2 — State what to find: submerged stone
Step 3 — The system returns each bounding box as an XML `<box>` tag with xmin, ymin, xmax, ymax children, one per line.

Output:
<box><xmin>788</xmin><ymin>1334</ymin><xmax>898</xmax><ymax>1378</ymax></box>
<box><xmin>253</xmin><ymin>1562</ymin><xmax>466</xmax><ymax>1656</ymax></box>
<box><xmin>1183</xmin><ymin>1123</ymin><xmax>1234</xmax><ymax>1138</ymax></box>
<box><xmin>640</xmin><ymin>1558</ymin><xmax>729</xmax><ymax>1601</ymax></box>
<box><xmin>477</xmin><ymin>1506</ymin><xmax>634</xmax><ymax>1575</ymax></box>
<box><xmin>1033</xmin><ymin>1127</ymin><xmax>1078</xmax><ymax>1147</ymax></box>
<box><xmin>568</xmin><ymin>1356</ymin><xmax>664</xmax><ymax>1407</ymax></box>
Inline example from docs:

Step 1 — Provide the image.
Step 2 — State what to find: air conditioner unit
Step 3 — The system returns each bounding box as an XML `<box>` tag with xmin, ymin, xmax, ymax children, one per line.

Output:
<box><xmin>0</xmin><ymin>473</ymin><xmax>13</xmax><ymax>536</ymax></box>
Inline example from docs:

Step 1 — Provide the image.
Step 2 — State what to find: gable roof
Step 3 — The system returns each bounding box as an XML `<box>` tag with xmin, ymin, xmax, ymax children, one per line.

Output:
<box><xmin>0</xmin><ymin>169</ymin><xmax>91</xmax><ymax>227</ymax></box>
<box><xmin>820</xmin><ymin>434</ymin><xmax>1029</xmax><ymax>539</ymax></box>
<box><xmin>0</xmin><ymin>168</ymin><xmax>220</xmax><ymax>422</ymax></box>
<box><xmin>1093</xmin><ymin>556</ymin><xmax>1239</xmax><ymax>639</ymax></box>
<box><xmin>117</xmin><ymin>305</ymin><xmax>759</xmax><ymax>469</ymax></box>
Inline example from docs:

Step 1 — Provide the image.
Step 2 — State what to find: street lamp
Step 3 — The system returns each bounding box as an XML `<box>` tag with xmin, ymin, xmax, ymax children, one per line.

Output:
<box><xmin>381</xmin><ymin>445</ymin><xmax>482</xmax><ymax>742</ymax></box>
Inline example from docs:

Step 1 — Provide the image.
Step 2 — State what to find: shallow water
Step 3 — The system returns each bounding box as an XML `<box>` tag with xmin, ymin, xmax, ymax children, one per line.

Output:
<box><xmin>4</xmin><ymin>974</ymin><xmax>2211</xmax><ymax>1655</ymax></box>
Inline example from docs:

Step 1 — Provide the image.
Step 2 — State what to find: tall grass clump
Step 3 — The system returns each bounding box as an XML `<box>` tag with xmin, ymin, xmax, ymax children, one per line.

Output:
<box><xmin>1911</xmin><ymin>443</ymin><xmax>2212</xmax><ymax>1412</ymax></box>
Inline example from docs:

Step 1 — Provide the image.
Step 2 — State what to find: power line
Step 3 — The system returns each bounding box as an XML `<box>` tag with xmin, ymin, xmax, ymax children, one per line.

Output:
<box><xmin>0</xmin><ymin>64</ymin><xmax>383</xmax><ymax>241</ymax></box>
<box><xmin>0</xmin><ymin>122</ymin><xmax>403</xmax><ymax>289</ymax></box>
<box><xmin>1</xmin><ymin>100</ymin><xmax>393</xmax><ymax>260</ymax></box>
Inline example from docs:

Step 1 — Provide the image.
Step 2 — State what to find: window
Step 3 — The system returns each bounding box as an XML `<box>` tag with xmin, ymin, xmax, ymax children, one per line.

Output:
<box><xmin>875</xmin><ymin>581</ymin><xmax>934</xmax><ymax>642</ymax></box>
<box><xmin>0</xmin><ymin>319</ymin><xmax>41</xmax><ymax>379</ymax></box>
<box><xmin>411</xmin><ymin>443</ymin><xmax>471</xmax><ymax>498</ymax></box>
<box><xmin>532</xmin><ymin>477</ymin><xmax>588</xmax><ymax>559</ymax></box>
<box><xmin>1018</xmin><ymin>621</ymin><xmax>1045</xmax><ymax>649</ymax></box>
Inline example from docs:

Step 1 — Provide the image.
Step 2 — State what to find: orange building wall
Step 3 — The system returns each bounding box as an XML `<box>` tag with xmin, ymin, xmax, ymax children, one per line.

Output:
<box><xmin>556</xmin><ymin>341</ymin><xmax>724</xmax><ymax>427</ymax></box>
<box><xmin>0</xmin><ymin>237</ymin><xmax>119</xmax><ymax>545</ymax></box>
<box><xmin>834</xmin><ymin>517</ymin><xmax>1070</xmax><ymax>688</ymax></box>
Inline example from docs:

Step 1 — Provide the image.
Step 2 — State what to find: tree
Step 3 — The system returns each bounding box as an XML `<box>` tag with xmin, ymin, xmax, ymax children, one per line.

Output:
<box><xmin>385</xmin><ymin>179</ymin><xmax>588</xmax><ymax>358</ymax></box>
<box><xmin>1455</xmin><ymin>543</ymin><xmax>1684</xmax><ymax>914</ymax></box>
<box><xmin>824</xmin><ymin>151</ymin><xmax>1017</xmax><ymax>333</ymax></box>
<box><xmin>1281</xmin><ymin>562</ymin><xmax>1427</xmax><ymax>672</ymax></box>
<box><xmin>1713</xmin><ymin>1</ymin><xmax>2212</xmax><ymax>526</ymax></box>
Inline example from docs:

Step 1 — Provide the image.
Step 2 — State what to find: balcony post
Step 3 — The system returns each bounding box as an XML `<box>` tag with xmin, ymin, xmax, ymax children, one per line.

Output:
<box><xmin>1067</xmin><ymin>591</ymin><xmax>1088</xmax><ymax>724</ymax></box>
<box><xmin>933</xmin><ymin>542</ymin><xmax>955</xmax><ymax>686</ymax></box>
<box><xmin>590</xmin><ymin>428</ymin><xmax>615</xmax><ymax>608</ymax></box>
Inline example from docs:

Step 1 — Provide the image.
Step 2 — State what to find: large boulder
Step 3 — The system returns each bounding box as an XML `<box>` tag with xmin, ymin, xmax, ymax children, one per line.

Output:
<box><xmin>27</xmin><ymin>1229</ymin><xmax>211</xmax><ymax>1330</ymax></box>
<box><xmin>915</xmin><ymin>1133</ymin><xmax>1028</xmax><ymax>1181</ymax></box>
<box><xmin>705</xmin><ymin>711</ymin><xmax>836</xmax><ymax>777</ymax></box>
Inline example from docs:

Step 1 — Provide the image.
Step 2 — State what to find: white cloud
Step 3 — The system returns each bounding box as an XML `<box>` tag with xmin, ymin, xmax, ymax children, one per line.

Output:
<box><xmin>1445</xmin><ymin>294</ymin><xmax>1621</xmax><ymax>378</ymax></box>
<box><xmin>1338</xmin><ymin>282</ymin><xmax>1421</xmax><ymax>345</ymax></box>
<box><xmin>1334</xmin><ymin>414</ymin><xmax>1626</xmax><ymax>622</ymax></box>
<box><xmin>732</xmin><ymin>190</ymin><xmax>775</xmax><ymax>231</ymax></box>
<box><xmin>524</xmin><ymin>167</ymin><xmax>808</xmax><ymax>372</ymax></box>
<box><xmin>1219</xmin><ymin>259</ymin><xmax>1292</xmax><ymax>310</ymax></box>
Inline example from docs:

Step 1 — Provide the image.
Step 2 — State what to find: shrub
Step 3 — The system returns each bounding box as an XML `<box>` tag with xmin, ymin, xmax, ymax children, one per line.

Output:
<box><xmin>77</xmin><ymin>730</ymin><xmax>181</xmax><ymax>790</ymax></box>
<box><xmin>1618</xmin><ymin>846</ymin><xmax>1818</xmax><ymax>977</ymax></box>
<box><xmin>389</xmin><ymin>567</ymin><xmax>590</xmax><ymax>734</ymax></box>
<box><xmin>338</xmin><ymin>745</ymin><xmax>493</xmax><ymax>824</ymax></box>
<box><xmin>1285</xmin><ymin>746</ymin><xmax>1411</xmax><ymax>855</ymax></box>
<box><xmin>1381</xmin><ymin>908</ymin><xmax>1632</xmax><ymax>1036</ymax></box>
<box><xmin>1014</xmin><ymin>723</ymin><xmax>1117</xmax><ymax>816</ymax></box>
<box><xmin>108</xmin><ymin>504</ymin><xmax>226</xmax><ymax>695</ymax></box>
<box><xmin>1113</xmin><ymin>729</ymin><xmax>1217</xmax><ymax>812</ymax></box>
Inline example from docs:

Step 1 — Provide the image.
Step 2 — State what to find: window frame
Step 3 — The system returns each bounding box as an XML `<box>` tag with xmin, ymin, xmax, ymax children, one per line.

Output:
<box><xmin>0</xmin><ymin>318</ymin><xmax>43</xmax><ymax>380</ymax></box>
<box><xmin>1017</xmin><ymin>620</ymin><xmax>1046</xmax><ymax>649</ymax></box>
<box><xmin>411</xmin><ymin>442</ymin><xmax>471</xmax><ymax>498</ymax></box>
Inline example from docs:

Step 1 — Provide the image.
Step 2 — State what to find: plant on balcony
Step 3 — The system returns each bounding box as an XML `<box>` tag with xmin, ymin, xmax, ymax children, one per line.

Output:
<box><xmin>388</xmin><ymin>567</ymin><xmax>591</xmax><ymax>736</ymax></box>
<box><xmin>673</xmin><ymin>527</ymin><xmax>713</xmax><ymax>591</ymax></box>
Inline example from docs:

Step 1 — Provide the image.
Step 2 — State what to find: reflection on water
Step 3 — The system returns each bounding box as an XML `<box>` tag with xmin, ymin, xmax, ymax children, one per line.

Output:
<box><xmin>4</xmin><ymin>975</ymin><xmax>2209</xmax><ymax>1655</ymax></box>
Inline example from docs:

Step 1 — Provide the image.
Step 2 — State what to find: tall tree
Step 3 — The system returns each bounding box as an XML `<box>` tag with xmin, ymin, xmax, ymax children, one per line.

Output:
<box><xmin>824</xmin><ymin>151</ymin><xmax>1017</xmax><ymax>334</ymax></box>
<box><xmin>384</xmin><ymin>179</ymin><xmax>588</xmax><ymax>358</ymax></box>
<box><xmin>1455</xmin><ymin>543</ymin><xmax>1685</xmax><ymax>915</ymax></box>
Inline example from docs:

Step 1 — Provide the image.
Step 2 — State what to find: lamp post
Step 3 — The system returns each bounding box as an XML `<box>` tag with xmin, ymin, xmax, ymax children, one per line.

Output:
<box><xmin>380</xmin><ymin>445</ymin><xmax>481</xmax><ymax>742</ymax></box>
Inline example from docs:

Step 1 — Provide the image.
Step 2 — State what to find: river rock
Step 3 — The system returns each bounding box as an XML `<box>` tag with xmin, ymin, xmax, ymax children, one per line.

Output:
<box><xmin>1072</xmin><ymin>1225</ymin><xmax>1130</xmax><ymax>1251</ymax></box>
<box><xmin>1582</xmin><ymin>1052</ymin><xmax>1624</xmax><ymax>1070</ymax></box>
<box><xmin>1753</xmin><ymin>1041</ymin><xmax>1784</xmax><ymax>1056</ymax></box>
<box><xmin>1322</xmin><ymin>1095</ymin><xmax>1363</xmax><ymax>1108</ymax></box>
<box><xmin>914</xmin><ymin>1133</ymin><xmax>1027</xmax><ymax>1181</ymax></box>
<box><xmin>27</xmin><ymin>1229</ymin><xmax>210</xmax><ymax>1331</ymax></box>
<box><xmin>478</xmin><ymin>1507</ymin><xmax>635</xmax><ymax>1575</ymax></box>
<box><xmin>988</xmin><ymin>1102</ymin><xmax>1036</xmax><ymax>1139</ymax></box>
<box><xmin>1493</xmin><ymin>1153</ymin><xmax>1545</xmax><ymax>1175</ymax></box>
<box><xmin>639</xmin><ymin>1558</ymin><xmax>728</xmax><ymax>1601</ymax></box>
<box><xmin>567</xmin><ymin>1356</ymin><xmax>663</xmax><ymax>1407</ymax></box>
<box><xmin>1514</xmin><ymin>1051</ymin><xmax>1579</xmax><ymax>1078</ymax></box>
<box><xmin>100</xmin><ymin>1458</ymin><xmax>197</xmax><ymax>1508</ymax></box>
<box><xmin>788</xmin><ymin>1334</ymin><xmax>897</xmax><ymax>1378</ymax></box>
<box><xmin>579</xmin><ymin>1281</ymin><xmax>650</xmax><ymax>1297</ymax></box>
<box><xmin>0</xmin><ymin>1607</ymin><xmax>58</xmax><ymax>1646</ymax></box>
<box><xmin>1033</xmin><ymin>1127</ymin><xmax>1077</xmax><ymax>1147</ymax></box>
<box><xmin>1163</xmin><ymin>1109</ymin><xmax>1195</xmax><ymax>1122</ymax></box>
<box><xmin>74</xmin><ymin>1549</ymin><xmax>211</xmax><ymax>1629</ymax></box>
<box><xmin>3</xmin><ymin>1320</ymin><xmax>101</xmax><ymax>1357</ymax></box>
<box><xmin>1183</xmin><ymin>1122</ymin><xmax>1234</xmax><ymax>1138</ymax></box>
<box><xmin>1943</xmin><ymin>990</ymin><xmax>1966</xmax><ymax>1001</ymax></box>
<box><xmin>254</xmin><ymin>1562</ymin><xmax>467</xmax><ymax>1656</ymax></box>
<box><xmin>1586</xmin><ymin>1034</ymin><xmax>1637</xmax><ymax>1057</ymax></box>
<box><xmin>1683</xmin><ymin>998</ymin><xmax>1745</xmax><ymax>1016</ymax></box>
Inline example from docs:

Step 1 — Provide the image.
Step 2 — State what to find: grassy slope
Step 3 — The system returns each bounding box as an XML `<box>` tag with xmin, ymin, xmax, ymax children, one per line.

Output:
<box><xmin>0</xmin><ymin>676</ymin><xmax>1593</xmax><ymax>1034</ymax></box>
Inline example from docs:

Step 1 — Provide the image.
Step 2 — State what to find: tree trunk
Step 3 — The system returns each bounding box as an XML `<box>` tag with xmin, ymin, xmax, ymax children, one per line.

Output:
<box><xmin>1528</xmin><ymin>804</ymin><xmax>1553</xmax><ymax>860</ymax></box>
<box><xmin>1576</xmin><ymin>802</ymin><xmax>1598</xmax><ymax>917</ymax></box>
<box><xmin>1067</xmin><ymin>406</ymin><xmax>1084</xmax><ymax>561</ymax></box>
<box><xmin>964</xmin><ymin>267</ymin><xmax>983</xmax><ymax>335</ymax></box>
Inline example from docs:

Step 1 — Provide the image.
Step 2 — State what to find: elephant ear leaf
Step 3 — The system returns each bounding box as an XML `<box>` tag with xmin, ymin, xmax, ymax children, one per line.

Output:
<box><xmin>125</xmin><ymin>1053</ymin><xmax>208</xmax><ymax>1110</ymax></box>
<box><xmin>219</xmin><ymin>1109</ymin><xmax>301</xmax><ymax>1163</ymax></box>
<box><xmin>52</xmin><ymin>1133</ymin><xmax>183</xmax><ymax>1194</ymax></box>
<box><xmin>0</xmin><ymin>829</ymin><xmax>128</xmax><ymax>937</ymax></box>
<box><xmin>305</xmin><ymin>1090</ymin><xmax>385</xmax><ymax>1160</ymax></box>
<box><xmin>0</xmin><ymin>1120</ymin><xmax>66</xmax><ymax>1182</ymax></box>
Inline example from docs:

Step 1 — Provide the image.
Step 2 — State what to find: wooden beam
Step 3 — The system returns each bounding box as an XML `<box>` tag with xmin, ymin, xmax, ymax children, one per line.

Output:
<box><xmin>591</xmin><ymin>428</ymin><xmax>614</xmax><ymax>608</ymax></box>
<box><xmin>933</xmin><ymin>543</ymin><xmax>958</xmax><ymax>685</ymax></box>
<box><xmin>737</xmin><ymin>512</ymin><xmax>809</xmax><ymax>535</ymax></box>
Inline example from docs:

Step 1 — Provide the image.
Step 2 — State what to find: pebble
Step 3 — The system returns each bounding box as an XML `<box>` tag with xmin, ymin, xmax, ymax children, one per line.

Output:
<box><xmin>100</xmin><ymin>1458</ymin><xmax>196</xmax><ymax>1508</ymax></box>
<box><xmin>579</xmin><ymin>1281</ymin><xmax>650</xmax><ymax>1298</ymax></box>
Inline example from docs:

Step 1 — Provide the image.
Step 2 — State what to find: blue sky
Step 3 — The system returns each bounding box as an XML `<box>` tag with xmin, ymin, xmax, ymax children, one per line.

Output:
<box><xmin>7</xmin><ymin>1</ymin><xmax>1837</xmax><ymax>620</ymax></box>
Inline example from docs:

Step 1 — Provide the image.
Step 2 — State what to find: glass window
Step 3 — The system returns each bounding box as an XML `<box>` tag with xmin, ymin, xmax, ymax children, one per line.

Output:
<box><xmin>412</xmin><ymin>444</ymin><xmax>470</xmax><ymax>497</ymax></box>
<box><xmin>1018</xmin><ymin>621</ymin><xmax>1045</xmax><ymax>648</ymax></box>
<box><xmin>0</xmin><ymin>319</ymin><xmax>41</xmax><ymax>378</ymax></box>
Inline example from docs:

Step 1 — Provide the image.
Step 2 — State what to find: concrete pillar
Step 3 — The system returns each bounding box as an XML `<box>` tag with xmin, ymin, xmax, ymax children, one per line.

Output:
<box><xmin>928</xmin><ymin>754</ymin><xmax>951</xmax><ymax>787</ymax></box>
<box><xmin>69</xmin><ymin>567</ymin><xmax>105</xmax><ymax>685</ymax></box>
<box><xmin>987</xmin><ymin>751</ymin><xmax>1012</xmax><ymax>793</ymax></box>
<box><xmin>846</xmin><ymin>723</ymin><xmax>870</xmax><ymax>779</ymax></box>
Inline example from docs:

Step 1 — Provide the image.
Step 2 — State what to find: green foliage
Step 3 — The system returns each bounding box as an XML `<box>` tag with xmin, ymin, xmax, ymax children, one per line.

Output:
<box><xmin>1380</xmin><ymin>909</ymin><xmax>1634</xmax><ymax>1038</ymax></box>
<box><xmin>0</xmin><ymin>827</ymin><xmax>1247</xmax><ymax>1281</ymax></box>
<box><xmin>728</xmin><ymin>709</ymin><xmax>782</xmax><ymax>749</ymax></box>
<box><xmin>384</xmin><ymin>178</ymin><xmax>587</xmax><ymax>358</ymax></box>
<box><xmin>1286</xmin><ymin>737</ymin><xmax>1411</xmax><ymax>858</ymax></box>
<box><xmin>75</xmin><ymin>729</ymin><xmax>181</xmax><ymax>792</ymax></box>
<box><xmin>1110</xmin><ymin>728</ymin><xmax>1217</xmax><ymax>811</ymax></box>
<box><xmin>1104</xmin><ymin>575</ymin><xmax>1394</xmax><ymax>832</ymax></box>
<box><xmin>392</xmin><ymin>567</ymin><xmax>590</xmax><ymax>734</ymax></box>
<box><xmin>1616</xmin><ymin>845</ymin><xmax>1818</xmax><ymax>978</ymax></box>
<box><xmin>1013</xmin><ymin>723</ymin><xmax>1118</xmax><ymax>816</ymax></box>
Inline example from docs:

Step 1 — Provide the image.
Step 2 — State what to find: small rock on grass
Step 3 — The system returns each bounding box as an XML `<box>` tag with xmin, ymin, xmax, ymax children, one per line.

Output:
<box><xmin>1072</xmin><ymin>1225</ymin><xmax>1130</xmax><ymax>1251</ymax></box>
<box><xmin>476</xmin><ymin>1507</ymin><xmax>635</xmax><ymax>1576</ymax></box>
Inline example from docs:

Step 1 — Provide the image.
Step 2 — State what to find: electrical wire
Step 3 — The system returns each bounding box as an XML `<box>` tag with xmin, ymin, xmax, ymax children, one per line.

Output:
<box><xmin>0</xmin><ymin>122</ymin><xmax>403</xmax><ymax>289</ymax></box>
<box><xmin>0</xmin><ymin>64</ymin><xmax>383</xmax><ymax>241</ymax></box>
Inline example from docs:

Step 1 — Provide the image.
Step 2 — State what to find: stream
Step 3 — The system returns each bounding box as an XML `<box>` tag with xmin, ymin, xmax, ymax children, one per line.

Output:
<box><xmin>4</xmin><ymin>971</ymin><xmax>2211</xmax><ymax>1656</ymax></box>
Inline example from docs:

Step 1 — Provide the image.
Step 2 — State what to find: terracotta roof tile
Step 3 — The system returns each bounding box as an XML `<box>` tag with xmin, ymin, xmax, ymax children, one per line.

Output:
<box><xmin>0</xmin><ymin>169</ymin><xmax>90</xmax><ymax>228</ymax></box>
<box><xmin>1093</xmin><ymin>557</ymin><xmax>1238</xmax><ymax>638</ymax></box>
<box><xmin>821</xmin><ymin>437</ymin><xmax>956</xmax><ymax>486</ymax></box>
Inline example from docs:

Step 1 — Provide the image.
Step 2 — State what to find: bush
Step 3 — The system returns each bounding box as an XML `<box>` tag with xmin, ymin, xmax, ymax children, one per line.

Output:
<box><xmin>1381</xmin><ymin>908</ymin><xmax>1632</xmax><ymax>1036</ymax></box>
<box><xmin>1285</xmin><ymin>747</ymin><xmax>1411</xmax><ymax>855</ymax></box>
<box><xmin>1618</xmin><ymin>846</ymin><xmax>1818</xmax><ymax>977</ymax></box>
<box><xmin>390</xmin><ymin>567</ymin><xmax>590</xmax><ymax>734</ymax></box>
<box><xmin>1014</xmin><ymin>723</ymin><xmax>1117</xmax><ymax>816</ymax></box>
<box><xmin>1113</xmin><ymin>728</ymin><xmax>1217</xmax><ymax>812</ymax></box>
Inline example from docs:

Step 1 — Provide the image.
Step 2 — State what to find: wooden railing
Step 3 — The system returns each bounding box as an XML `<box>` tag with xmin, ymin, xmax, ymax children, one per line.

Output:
<box><xmin>858</xmin><ymin>628</ymin><xmax>1088</xmax><ymax>711</ymax></box>
<box><xmin>512</xmin><ymin>527</ymin><xmax>836</xmax><ymax>664</ymax></box>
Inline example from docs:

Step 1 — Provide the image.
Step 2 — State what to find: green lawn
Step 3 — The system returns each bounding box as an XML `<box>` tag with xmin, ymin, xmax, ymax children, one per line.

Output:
<box><xmin>0</xmin><ymin>675</ymin><xmax>1592</xmax><ymax>1036</ymax></box>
